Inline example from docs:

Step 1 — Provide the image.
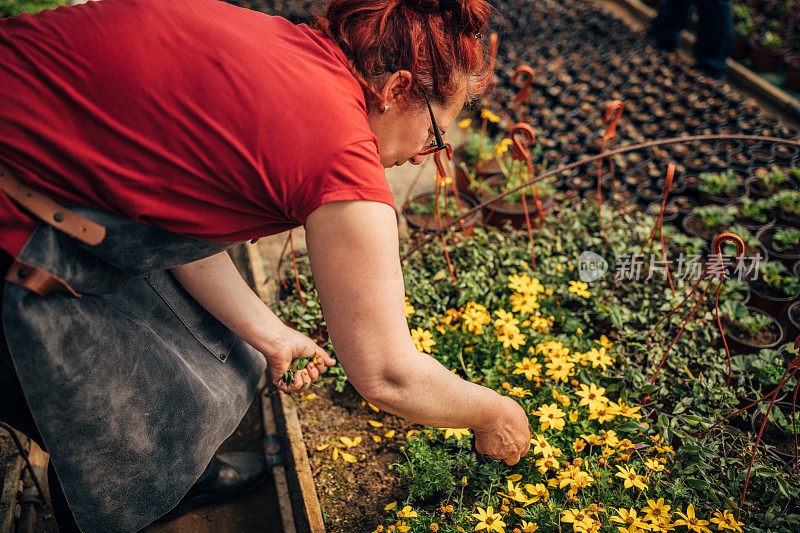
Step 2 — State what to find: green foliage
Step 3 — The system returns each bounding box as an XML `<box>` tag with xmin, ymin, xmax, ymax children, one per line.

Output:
<box><xmin>698</xmin><ymin>170</ymin><xmax>741</xmax><ymax>196</ymax></box>
<box><xmin>759</xmin><ymin>260</ymin><xmax>800</xmax><ymax>296</ymax></box>
<box><xmin>753</xmin><ymin>166</ymin><xmax>790</xmax><ymax>193</ymax></box>
<box><xmin>736</xmin><ymin>197</ymin><xmax>774</xmax><ymax>223</ymax></box>
<box><xmin>0</xmin><ymin>0</ymin><xmax>62</xmax><ymax>17</ymax></box>
<box><xmin>694</xmin><ymin>204</ymin><xmax>736</xmax><ymax>229</ymax></box>
<box><xmin>770</xmin><ymin>227</ymin><xmax>800</xmax><ymax>253</ymax></box>
<box><xmin>773</xmin><ymin>189</ymin><xmax>800</xmax><ymax>216</ymax></box>
<box><xmin>720</xmin><ymin>301</ymin><xmax>772</xmax><ymax>336</ymax></box>
<box><xmin>405</xmin><ymin>193</ymin><xmax>466</xmax><ymax>217</ymax></box>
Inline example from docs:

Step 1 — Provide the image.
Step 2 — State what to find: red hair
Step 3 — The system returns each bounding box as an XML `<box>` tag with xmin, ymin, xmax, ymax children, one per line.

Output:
<box><xmin>315</xmin><ymin>0</ymin><xmax>491</xmax><ymax>109</ymax></box>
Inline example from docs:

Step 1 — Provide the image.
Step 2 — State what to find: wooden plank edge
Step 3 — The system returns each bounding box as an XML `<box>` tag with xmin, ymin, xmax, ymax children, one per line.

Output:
<box><xmin>261</xmin><ymin>389</ymin><xmax>297</xmax><ymax>533</ymax></box>
<box><xmin>231</xmin><ymin>240</ymin><xmax>326</xmax><ymax>532</ymax></box>
<box><xmin>607</xmin><ymin>0</ymin><xmax>800</xmax><ymax>123</ymax></box>
<box><xmin>270</xmin><ymin>391</ymin><xmax>326</xmax><ymax>533</ymax></box>
<box><xmin>0</xmin><ymin>429</ymin><xmax>27</xmax><ymax>533</ymax></box>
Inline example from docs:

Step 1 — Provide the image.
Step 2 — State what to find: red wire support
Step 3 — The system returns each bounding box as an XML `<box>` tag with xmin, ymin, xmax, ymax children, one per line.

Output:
<box><xmin>710</xmin><ymin>334</ymin><xmax>800</xmax><ymax>519</ymax></box>
<box><xmin>596</xmin><ymin>100</ymin><xmax>624</xmax><ymax>244</ymax></box>
<box><xmin>510</xmin><ymin>123</ymin><xmax>541</xmax><ymax>271</ymax></box>
<box><xmin>645</xmin><ymin>232</ymin><xmax>745</xmax><ymax>386</ymax></box>
<box><xmin>433</xmin><ymin>144</ymin><xmax>459</xmax><ymax>286</ymax></box>
<box><xmin>512</xmin><ymin>65</ymin><xmax>535</xmax><ymax>124</ymax></box>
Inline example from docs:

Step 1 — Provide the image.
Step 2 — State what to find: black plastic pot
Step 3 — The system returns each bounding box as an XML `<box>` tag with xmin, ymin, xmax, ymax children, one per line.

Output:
<box><xmin>402</xmin><ymin>192</ymin><xmax>481</xmax><ymax>235</ymax></box>
<box><xmin>784</xmin><ymin>301</ymin><xmax>800</xmax><ymax>347</ymax></box>
<box><xmin>751</xmin><ymin>402</ymin><xmax>799</xmax><ymax>466</ymax></box>
<box><xmin>748</xmin><ymin>280</ymin><xmax>800</xmax><ymax>320</ymax></box>
<box><xmin>698</xmin><ymin>182</ymin><xmax>750</xmax><ymax>206</ymax></box>
<box><xmin>757</xmin><ymin>225</ymin><xmax>800</xmax><ymax>270</ymax></box>
<box><xmin>645</xmin><ymin>201</ymin><xmax>679</xmax><ymax>224</ymax></box>
<box><xmin>721</xmin><ymin>306</ymin><xmax>784</xmax><ymax>354</ymax></box>
<box><xmin>777</xmin><ymin>208</ymin><xmax>800</xmax><ymax>229</ymax></box>
<box><xmin>746</xmin><ymin>175</ymin><xmax>798</xmax><ymax>200</ymax></box>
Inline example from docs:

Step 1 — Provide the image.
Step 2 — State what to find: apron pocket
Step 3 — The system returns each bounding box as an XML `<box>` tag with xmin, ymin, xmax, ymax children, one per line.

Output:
<box><xmin>145</xmin><ymin>270</ymin><xmax>237</xmax><ymax>363</ymax></box>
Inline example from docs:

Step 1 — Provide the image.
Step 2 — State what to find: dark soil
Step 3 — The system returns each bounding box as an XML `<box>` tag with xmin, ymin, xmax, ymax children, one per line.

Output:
<box><xmin>753</xmin><ymin>409</ymin><xmax>800</xmax><ymax>459</ymax></box>
<box><xmin>721</xmin><ymin>315</ymin><xmax>781</xmax><ymax>346</ymax></box>
<box><xmin>684</xmin><ymin>214</ymin><xmax>725</xmax><ymax>240</ymax></box>
<box><xmin>295</xmin><ymin>383</ymin><xmax>422</xmax><ymax>533</ymax></box>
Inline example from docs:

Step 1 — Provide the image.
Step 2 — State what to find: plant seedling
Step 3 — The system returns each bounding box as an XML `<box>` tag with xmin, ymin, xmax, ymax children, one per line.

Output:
<box><xmin>773</xmin><ymin>190</ymin><xmax>800</xmax><ymax>216</ymax></box>
<box><xmin>720</xmin><ymin>301</ymin><xmax>772</xmax><ymax>337</ymax></box>
<box><xmin>759</xmin><ymin>261</ymin><xmax>800</xmax><ymax>297</ymax></box>
<box><xmin>698</xmin><ymin>170</ymin><xmax>741</xmax><ymax>196</ymax></box>
<box><xmin>695</xmin><ymin>204</ymin><xmax>736</xmax><ymax>229</ymax></box>
<box><xmin>283</xmin><ymin>355</ymin><xmax>317</xmax><ymax>386</ymax></box>
<box><xmin>737</xmin><ymin>197</ymin><xmax>774</xmax><ymax>223</ymax></box>
<box><xmin>770</xmin><ymin>227</ymin><xmax>800</xmax><ymax>253</ymax></box>
<box><xmin>752</xmin><ymin>166</ymin><xmax>789</xmax><ymax>193</ymax></box>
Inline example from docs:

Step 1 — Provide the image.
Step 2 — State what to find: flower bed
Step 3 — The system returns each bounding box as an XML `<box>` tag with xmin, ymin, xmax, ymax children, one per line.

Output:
<box><xmin>278</xmin><ymin>201</ymin><xmax>800</xmax><ymax>533</ymax></box>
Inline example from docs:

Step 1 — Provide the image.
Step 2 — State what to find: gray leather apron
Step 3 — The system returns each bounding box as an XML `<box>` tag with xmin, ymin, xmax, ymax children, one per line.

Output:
<box><xmin>1</xmin><ymin>206</ymin><xmax>267</xmax><ymax>532</ymax></box>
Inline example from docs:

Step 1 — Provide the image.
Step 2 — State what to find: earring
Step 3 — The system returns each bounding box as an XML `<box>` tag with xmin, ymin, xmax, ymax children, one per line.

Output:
<box><xmin>381</xmin><ymin>104</ymin><xmax>389</xmax><ymax>113</ymax></box>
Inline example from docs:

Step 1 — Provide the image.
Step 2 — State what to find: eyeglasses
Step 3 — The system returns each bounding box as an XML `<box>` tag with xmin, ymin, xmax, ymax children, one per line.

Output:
<box><xmin>417</xmin><ymin>96</ymin><xmax>447</xmax><ymax>156</ymax></box>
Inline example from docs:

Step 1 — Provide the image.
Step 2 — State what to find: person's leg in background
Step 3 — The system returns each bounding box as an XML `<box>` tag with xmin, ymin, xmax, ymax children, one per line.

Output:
<box><xmin>0</xmin><ymin>249</ymin><xmax>81</xmax><ymax>532</ymax></box>
<box><xmin>649</xmin><ymin>0</ymin><xmax>696</xmax><ymax>51</ymax></box>
<box><xmin>694</xmin><ymin>0</ymin><xmax>733</xmax><ymax>79</ymax></box>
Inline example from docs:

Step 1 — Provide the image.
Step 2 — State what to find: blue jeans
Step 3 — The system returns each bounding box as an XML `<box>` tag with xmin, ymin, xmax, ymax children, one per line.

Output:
<box><xmin>652</xmin><ymin>0</ymin><xmax>733</xmax><ymax>78</ymax></box>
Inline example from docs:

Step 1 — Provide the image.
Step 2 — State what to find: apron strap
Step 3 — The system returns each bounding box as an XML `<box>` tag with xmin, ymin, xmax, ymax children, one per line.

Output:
<box><xmin>0</xmin><ymin>163</ymin><xmax>106</xmax><ymax>246</ymax></box>
<box><xmin>5</xmin><ymin>259</ymin><xmax>81</xmax><ymax>298</ymax></box>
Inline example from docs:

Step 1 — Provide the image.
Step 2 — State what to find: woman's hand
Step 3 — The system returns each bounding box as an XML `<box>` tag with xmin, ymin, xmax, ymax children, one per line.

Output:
<box><xmin>472</xmin><ymin>396</ymin><xmax>531</xmax><ymax>465</ymax></box>
<box><xmin>256</xmin><ymin>326</ymin><xmax>337</xmax><ymax>394</ymax></box>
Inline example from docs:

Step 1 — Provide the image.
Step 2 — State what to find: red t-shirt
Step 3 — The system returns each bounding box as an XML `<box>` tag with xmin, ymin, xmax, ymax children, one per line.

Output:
<box><xmin>0</xmin><ymin>0</ymin><xmax>394</xmax><ymax>257</ymax></box>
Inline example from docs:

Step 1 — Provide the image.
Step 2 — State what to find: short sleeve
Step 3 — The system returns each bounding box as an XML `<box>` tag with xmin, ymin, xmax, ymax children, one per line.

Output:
<box><xmin>290</xmin><ymin>140</ymin><xmax>395</xmax><ymax>224</ymax></box>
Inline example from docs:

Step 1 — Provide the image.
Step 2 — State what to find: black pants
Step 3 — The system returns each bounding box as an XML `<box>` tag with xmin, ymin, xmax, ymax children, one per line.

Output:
<box><xmin>0</xmin><ymin>249</ymin><xmax>81</xmax><ymax>532</ymax></box>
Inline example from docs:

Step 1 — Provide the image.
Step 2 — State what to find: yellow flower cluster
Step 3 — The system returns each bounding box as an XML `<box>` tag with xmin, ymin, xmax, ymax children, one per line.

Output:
<box><xmin>462</xmin><ymin>302</ymin><xmax>492</xmax><ymax>334</ymax></box>
<box><xmin>568</xmin><ymin>280</ymin><xmax>591</xmax><ymax>299</ymax></box>
<box><xmin>411</xmin><ymin>327</ymin><xmax>435</xmax><ymax>353</ymax></box>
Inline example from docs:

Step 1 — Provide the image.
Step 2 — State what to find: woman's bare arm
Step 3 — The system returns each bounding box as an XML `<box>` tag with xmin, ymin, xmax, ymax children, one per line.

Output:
<box><xmin>305</xmin><ymin>200</ymin><xmax>530</xmax><ymax>463</ymax></box>
<box><xmin>170</xmin><ymin>251</ymin><xmax>336</xmax><ymax>392</ymax></box>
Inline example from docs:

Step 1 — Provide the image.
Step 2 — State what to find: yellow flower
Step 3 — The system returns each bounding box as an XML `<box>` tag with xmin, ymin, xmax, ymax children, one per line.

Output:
<box><xmin>595</xmin><ymin>335</ymin><xmax>613</xmax><ymax>350</ymax></box>
<box><xmin>497</xmin><ymin>329</ymin><xmax>526</xmax><ymax>350</ymax></box>
<box><xmin>430</xmin><ymin>523</ymin><xmax>440</xmax><ymax>532</ymax></box>
<box><xmin>395</xmin><ymin>520</ymin><xmax>411</xmax><ymax>532</ymax></box>
<box><xmin>584</xmin><ymin>347</ymin><xmax>615</xmax><ymax>372</ymax></box>
<box><xmin>404</xmin><ymin>297</ymin><xmax>415</xmax><ymax>318</ymax></box>
<box><xmin>441</xmin><ymin>428</ymin><xmax>471</xmax><ymax>440</ymax></box>
<box><xmin>533</xmin><ymin>403</ymin><xmax>566</xmax><ymax>431</ymax></box>
<box><xmin>508</xmin><ymin>274</ymin><xmax>544</xmax><ymax>295</ymax></box>
<box><xmin>576</xmin><ymin>383</ymin><xmax>609</xmax><ymax>412</ymax></box>
<box><xmin>480</xmin><ymin>109</ymin><xmax>501</xmax><ymax>123</ymax></box>
<box><xmin>495</xmin><ymin>138</ymin><xmax>513</xmax><ymax>156</ymax></box>
<box><xmin>494</xmin><ymin>309</ymin><xmax>520</xmax><ymax>331</ymax></box>
<box><xmin>507</xmin><ymin>386</ymin><xmax>532</xmax><ymax>398</ymax></box>
<box><xmin>645</xmin><ymin>458</ymin><xmax>666</xmax><ymax>472</ymax></box>
<box><xmin>339</xmin><ymin>451</ymin><xmax>357</xmax><ymax>463</ymax></box>
<box><xmin>523</xmin><ymin>483</ymin><xmax>549</xmax><ymax>503</ymax></box>
<box><xmin>568</xmin><ymin>280</ymin><xmax>591</xmax><ymax>299</ymax></box>
<box><xmin>458</xmin><ymin>118</ymin><xmax>472</xmax><ymax>129</ymax></box>
<box><xmin>561</xmin><ymin>509</ymin><xmax>589</xmax><ymax>524</ymax></box>
<box><xmin>615</xmin><ymin>465</ymin><xmax>647</xmax><ymax>491</ymax></box>
<box><xmin>472</xmin><ymin>506</ymin><xmax>505</xmax><ymax>532</ymax></box>
<box><xmin>411</xmin><ymin>328</ymin><xmax>435</xmax><ymax>353</ymax></box>
<box><xmin>513</xmin><ymin>357</ymin><xmax>542</xmax><ymax>380</ymax></box>
<box><xmin>642</xmin><ymin>498</ymin><xmax>672</xmax><ymax>526</ymax></box>
<box><xmin>710</xmin><ymin>509</ymin><xmax>743</xmax><ymax>532</ymax></box>
<box><xmin>581</xmin><ymin>433</ymin><xmax>603</xmax><ymax>446</ymax></box>
<box><xmin>573</xmin><ymin>438</ymin><xmax>586</xmax><ymax>452</ymax></box>
<box><xmin>497</xmin><ymin>480</ymin><xmax>529</xmax><ymax>504</ymax></box>
<box><xmin>369</xmin><ymin>420</ymin><xmax>384</xmax><ymax>427</ymax></box>
<box><xmin>397</xmin><ymin>505</ymin><xmax>418</xmax><ymax>518</ymax></box>
<box><xmin>674</xmin><ymin>504</ymin><xmax>711</xmax><ymax>533</ymax></box>
<box><xmin>510</xmin><ymin>292</ymin><xmax>540</xmax><ymax>315</ymax></box>
<box><xmin>545</xmin><ymin>359</ymin><xmax>575</xmax><ymax>383</ymax></box>
<box><xmin>518</xmin><ymin>520</ymin><xmax>538</xmax><ymax>532</ymax></box>
<box><xmin>609</xmin><ymin>508</ymin><xmax>650</xmax><ymax>531</ymax></box>
<box><xmin>552</xmin><ymin>389</ymin><xmax>571</xmax><ymax>406</ymax></box>
<box><xmin>534</xmin><ymin>456</ymin><xmax>559</xmax><ymax>475</ymax></box>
